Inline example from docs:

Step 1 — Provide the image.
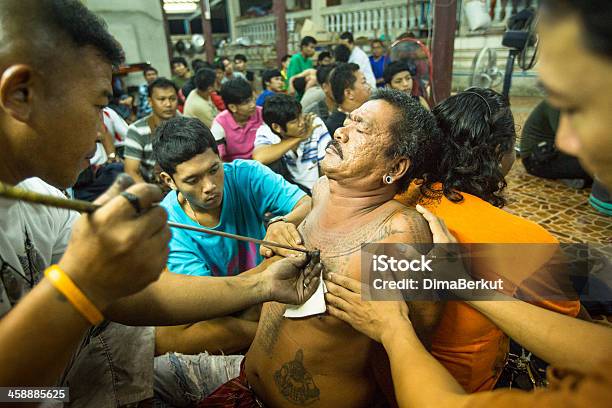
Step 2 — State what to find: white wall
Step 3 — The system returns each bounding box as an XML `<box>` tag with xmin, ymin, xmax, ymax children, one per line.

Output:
<box><xmin>84</xmin><ymin>0</ymin><xmax>171</xmax><ymax>86</ymax></box>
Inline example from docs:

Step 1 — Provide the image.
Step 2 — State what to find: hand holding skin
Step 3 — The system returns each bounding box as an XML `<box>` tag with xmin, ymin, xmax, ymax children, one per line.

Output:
<box><xmin>58</xmin><ymin>174</ymin><xmax>171</xmax><ymax>311</ymax></box>
<box><xmin>325</xmin><ymin>272</ymin><xmax>411</xmax><ymax>343</ymax></box>
<box><xmin>260</xmin><ymin>253</ymin><xmax>323</xmax><ymax>305</ymax></box>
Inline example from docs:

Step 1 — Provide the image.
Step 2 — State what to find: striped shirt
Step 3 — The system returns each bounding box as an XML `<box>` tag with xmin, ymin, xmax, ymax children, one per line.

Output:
<box><xmin>253</xmin><ymin>117</ymin><xmax>331</xmax><ymax>189</ymax></box>
<box><xmin>124</xmin><ymin>115</ymin><xmax>156</xmax><ymax>182</ymax></box>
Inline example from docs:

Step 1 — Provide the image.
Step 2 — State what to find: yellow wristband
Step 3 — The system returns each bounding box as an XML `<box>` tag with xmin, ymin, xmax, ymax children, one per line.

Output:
<box><xmin>44</xmin><ymin>265</ymin><xmax>104</xmax><ymax>325</ymax></box>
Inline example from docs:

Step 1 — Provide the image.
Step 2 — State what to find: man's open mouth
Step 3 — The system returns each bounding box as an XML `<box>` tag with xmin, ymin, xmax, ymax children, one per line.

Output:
<box><xmin>326</xmin><ymin>140</ymin><xmax>343</xmax><ymax>159</ymax></box>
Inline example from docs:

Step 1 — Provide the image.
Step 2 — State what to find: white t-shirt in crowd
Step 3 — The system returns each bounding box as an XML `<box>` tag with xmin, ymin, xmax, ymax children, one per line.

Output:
<box><xmin>103</xmin><ymin>107</ymin><xmax>128</xmax><ymax>147</ymax></box>
<box><xmin>253</xmin><ymin>117</ymin><xmax>331</xmax><ymax>190</ymax></box>
<box><xmin>349</xmin><ymin>46</ymin><xmax>377</xmax><ymax>89</ymax></box>
<box><xmin>90</xmin><ymin>107</ymin><xmax>130</xmax><ymax>165</ymax></box>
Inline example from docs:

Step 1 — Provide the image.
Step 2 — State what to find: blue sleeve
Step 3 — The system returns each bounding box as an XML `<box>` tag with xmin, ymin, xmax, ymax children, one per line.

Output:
<box><xmin>166</xmin><ymin>230</ymin><xmax>212</xmax><ymax>276</ymax></box>
<box><xmin>256</xmin><ymin>93</ymin><xmax>265</xmax><ymax>107</ymax></box>
<box><xmin>239</xmin><ymin>160</ymin><xmax>306</xmax><ymax>217</ymax></box>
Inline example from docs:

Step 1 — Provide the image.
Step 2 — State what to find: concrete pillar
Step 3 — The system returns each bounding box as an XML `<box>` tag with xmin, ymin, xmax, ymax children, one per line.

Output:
<box><xmin>226</xmin><ymin>0</ymin><xmax>240</xmax><ymax>41</ymax></box>
<box><xmin>311</xmin><ymin>0</ymin><xmax>325</xmax><ymax>30</ymax></box>
<box><xmin>431</xmin><ymin>0</ymin><xmax>457</xmax><ymax>103</ymax></box>
<box><xmin>158</xmin><ymin>0</ymin><xmax>173</xmax><ymax>72</ymax></box>
<box><xmin>200</xmin><ymin>0</ymin><xmax>216</xmax><ymax>63</ymax></box>
<box><xmin>273</xmin><ymin>0</ymin><xmax>288</xmax><ymax>66</ymax></box>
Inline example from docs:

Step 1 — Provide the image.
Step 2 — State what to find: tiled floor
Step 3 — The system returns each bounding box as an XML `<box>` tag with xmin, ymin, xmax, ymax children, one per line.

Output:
<box><xmin>502</xmin><ymin>97</ymin><xmax>611</xmax><ymax>244</ymax></box>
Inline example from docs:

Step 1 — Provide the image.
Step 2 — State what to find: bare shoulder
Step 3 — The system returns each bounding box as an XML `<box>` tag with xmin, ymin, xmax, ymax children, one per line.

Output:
<box><xmin>381</xmin><ymin>201</ymin><xmax>433</xmax><ymax>244</ymax></box>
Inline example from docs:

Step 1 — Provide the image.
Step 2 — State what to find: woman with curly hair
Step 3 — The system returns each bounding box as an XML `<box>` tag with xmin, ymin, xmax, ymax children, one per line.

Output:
<box><xmin>395</xmin><ymin>87</ymin><xmax>580</xmax><ymax>393</ymax></box>
<box><xmin>431</xmin><ymin>87</ymin><xmax>516</xmax><ymax>208</ymax></box>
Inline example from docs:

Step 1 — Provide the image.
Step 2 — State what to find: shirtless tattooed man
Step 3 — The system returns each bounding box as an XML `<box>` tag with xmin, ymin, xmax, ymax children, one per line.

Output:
<box><xmin>198</xmin><ymin>89</ymin><xmax>445</xmax><ymax>408</ymax></box>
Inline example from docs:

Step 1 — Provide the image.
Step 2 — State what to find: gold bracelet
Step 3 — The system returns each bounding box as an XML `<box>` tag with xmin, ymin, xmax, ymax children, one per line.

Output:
<box><xmin>44</xmin><ymin>265</ymin><xmax>104</xmax><ymax>325</ymax></box>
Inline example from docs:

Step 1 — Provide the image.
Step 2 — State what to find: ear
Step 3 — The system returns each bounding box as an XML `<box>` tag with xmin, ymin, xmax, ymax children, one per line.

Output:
<box><xmin>345</xmin><ymin>87</ymin><xmax>353</xmax><ymax>101</ymax></box>
<box><xmin>228</xmin><ymin>103</ymin><xmax>238</xmax><ymax>113</ymax></box>
<box><xmin>159</xmin><ymin>171</ymin><xmax>177</xmax><ymax>190</ymax></box>
<box><xmin>389</xmin><ymin>157</ymin><xmax>410</xmax><ymax>181</ymax></box>
<box><xmin>271</xmin><ymin>123</ymin><xmax>283</xmax><ymax>135</ymax></box>
<box><xmin>0</xmin><ymin>64</ymin><xmax>36</xmax><ymax>122</ymax></box>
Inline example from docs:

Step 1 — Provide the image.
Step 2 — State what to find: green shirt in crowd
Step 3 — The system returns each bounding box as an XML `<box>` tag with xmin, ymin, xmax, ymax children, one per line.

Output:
<box><xmin>286</xmin><ymin>52</ymin><xmax>313</xmax><ymax>86</ymax></box>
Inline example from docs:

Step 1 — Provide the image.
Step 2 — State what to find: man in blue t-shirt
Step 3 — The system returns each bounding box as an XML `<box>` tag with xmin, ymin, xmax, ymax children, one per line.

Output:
<box><xmin>155</xmin><ymin>117</ymin><xmax>310</xmax><ymax>277</ymax></box>
<box><xmin>256</xmin><ymin>69</ymin><xmax>284</xmax><ymax>107</ymax></box>
<box><xmin>369</xmin><ymin>39</ymin><xmax>388</xmax><ymax>88</ymax></box>
<box><xmin>152</xmin><ymin>116</ymin><xmax>312</xmax><ymax>354</ymax></box>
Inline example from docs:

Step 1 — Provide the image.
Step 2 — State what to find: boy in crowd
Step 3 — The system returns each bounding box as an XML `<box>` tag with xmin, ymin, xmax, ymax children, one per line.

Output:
<box><xmin>219</xmin><ymin>56</ymin><xmax>245</xmax><ymax>84</ymax></box>
<box><xmin>234</xmin><ymin>54</ymin><xmax>255</xmax><ymax>84</ymax></box>
<box><xmin>325</xmin><ymin>62</ymin><xmax>372</xmax><ymax>136</ymax></box>
<box><xmin>369</xmin><ymin>39</ymin><xmax>388</xmax><ymax>87</ymax></box>
<box><xmin>256</xmin><ymin>69</ymin><xmax>284</xmax><ymax>107</ymax></box>
<box><xmin>210</xmin><ymin>78</ymin><xmax>262</xmax><ymax>161</ymax></box>
<box><xmin>184</xmin><ymin>68</ymin><xmax>219</xmax><ymax>128</ymax></box>
<box><xmin>339</xmin><ymin>31</ymin><xmax>377</xmax><ymax>88</ymax></box>
<box><xmin>287</xmin><ymin>36</ymin><xmax>317</xmax><ymax>85</ymax></box>
<box><xmin>152</xmin><ymin>116</ymin><xmax>312</xmax><ymax>357</ymax></box>
<box><xmin>124</xmin><ymin>78</ymin><xmax>178</xmax><ymax>183</ymax></box>
<box><xmin>253</xmin><ymin>94</ymin><xmax>331</xmax><ymax>193</ymax></box>
<box><xmin>137</xmin><ymin>66</ymin><xmax>158</xmax><ymax>118</ymax></box>
<box><xmin>317</xmin><ymin>51</ymin><xmax>333</xmax><ymax>66</ymax></box>
<box><xmin>171</xmin><ymin>56</ymin><xmax>192</xmax><ymax>89</ymax></box>
<box><xmin>303</xmin><ymin>64</ymin><xmax>337</xmax><ymax>121</ymax></box>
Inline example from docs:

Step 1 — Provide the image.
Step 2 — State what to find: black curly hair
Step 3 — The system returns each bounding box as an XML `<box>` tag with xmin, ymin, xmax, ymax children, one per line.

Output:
<box><xmin>431</xmin><ymin>88</ymin><xmax>516</xmax><ymax>208</ymax></box>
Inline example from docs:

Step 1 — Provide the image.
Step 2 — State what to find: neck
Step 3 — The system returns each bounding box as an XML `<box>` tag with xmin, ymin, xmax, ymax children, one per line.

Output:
<box><xmin>323</xmin><ymin>178</ymin><xmax>397</xmax><ymax>222</ymax></box>
<box><xmin>301</xmin><ymin>51</ymin><xmax>309</xmax><ymax>59</ymax></box>
<box><xmin>339</xmin><ymin>101</ymin><xmax>356</xmax><ymax>114</ymax></box>
<box><xmin>148</xmin><ymin>114</ymin><xmax>163</xmax><ymax>132</ymax></box>
<box><xmin>0</xmin><ymin>142</ymin><xmax>24</xmax><ymax>185</ymax></box>
<box><xmin>179</xmin><ymin>192</ymin><xmax>221</xmax><ymax>228</ymax></box>
<box><xmin>233</xmin><ymin>112</ymin><xmax>249</xmax><ymax>126</ymax></box>
<box><xmin>197</xmin><ymin>89</ymin><xmax>211</xmax><ymax>100</ymax></box>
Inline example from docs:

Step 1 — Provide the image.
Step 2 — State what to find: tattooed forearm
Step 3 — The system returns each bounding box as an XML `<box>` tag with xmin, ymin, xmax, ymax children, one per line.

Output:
<box><xmin>274</xmin><ymin>349</ymin><xmax>320</xmax><ymax>406</ymax></box>
<box><xmin>258</xmin><ymin>302</ymin><xmax>285</xmax><ymax>356</ymax></box>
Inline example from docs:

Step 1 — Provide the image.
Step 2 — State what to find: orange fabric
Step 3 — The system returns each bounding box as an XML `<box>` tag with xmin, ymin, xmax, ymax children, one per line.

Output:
<box><xmin>396</xmin><ymin>184</ymin><xmax>580</xmax><ymax>392</ymax></box>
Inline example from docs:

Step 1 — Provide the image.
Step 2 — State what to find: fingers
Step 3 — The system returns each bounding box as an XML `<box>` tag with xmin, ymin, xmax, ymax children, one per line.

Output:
<box><xmin>93</xmin><ymin>173</ymin><xmax>134</xmax><ymax>206</ymax></box>
<box><xmin>280</xmin><ymin>225</ymin><xmax>304</xmax><ymax>248</ymax></box>
<box><xmin>137</xmin><ymin>226</ymin><xmax>171</xmax><ymax>283</ymax></box>
<box><xmin>283</xmin><ymin>252</ymin><xmax>308</xmax><ymax>268</ymax></box>
<box><xmin>97</xmin><ymin>183</ymin><xmax>164</xmax><ymax>221</ymax></box>
<box><xmin>324</xmin><ymin>291</ymin><xmax>354</xmax><ymax>314</ymax></box>
<box><xmin>127</xmin><ymin>206</ymin><xmax>169</xmax><ymax>240</ymax></box>
<box><xmin>415</xmin><ymin>204</ymin><xmax>455</xmax><ymax>243</ymax></box>
<box><xmin>260</xmin><ymin>245</ymin><xmax>274</xmax><ymax>258</ymax></box>
<box><xmin>303</xmin><ymin>261</ymin><xmax>322</xmax><ymax>283</ymax></box>
<box><xmin>302</xmin><ymin>270</ymin><xmax>321</xmax><ymax>301</ymax></box>
<box><xmin>324</xmin><ymin>280</ymin><xmax>360</xmax><ymax>306</ymax></box>
<box><xmin>288</xmin><ymin>224</ymin><xmax>304</xmax><ymax>248</ymax></box>
<box><xmin>124</xmin><ymin>183</ymin><xmax>164</xmax><ymax>212</ymax></box>
<box><xmin>326</xmin><ymin>304</ymin><xmax>352</xmax><ymax>325</ymax></box>
<box><xmin>326</xmin><ymin>272</ymin><xmax>362</xmax><ymax>294</ymax></box>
